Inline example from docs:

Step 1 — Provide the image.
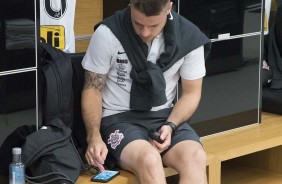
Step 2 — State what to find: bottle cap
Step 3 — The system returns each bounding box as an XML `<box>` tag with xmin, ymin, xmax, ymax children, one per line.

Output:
<box><xmin>41</xmin><ymin>126</ymin><xmax>48</xmax><ymax>129</ymax></box>
<box><xmin>12</xmin><ymin>147</ymin><xmax>22</xmax><ymax>155</ymax></box>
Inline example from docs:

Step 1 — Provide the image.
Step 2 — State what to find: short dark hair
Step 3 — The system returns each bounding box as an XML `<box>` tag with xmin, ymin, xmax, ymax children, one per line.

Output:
<box><xmin>130</xmin><ymin>0</ymin><xmax>170</xmax><ymax>16</ymax></box>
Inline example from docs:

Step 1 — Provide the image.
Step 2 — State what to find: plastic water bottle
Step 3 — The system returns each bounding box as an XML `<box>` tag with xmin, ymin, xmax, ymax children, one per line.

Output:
<box><xmin>9</xmin><ymin>147</ymin><xmax>25</xmax><ymax>184</ymax></box>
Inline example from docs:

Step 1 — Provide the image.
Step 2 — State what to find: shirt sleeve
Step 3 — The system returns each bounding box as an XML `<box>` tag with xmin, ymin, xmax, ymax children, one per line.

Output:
<box><xmin>81</xmin><ymin>25</ymin><xmax>114</xmax><ymax>74</ymax></box>
<box><xmin>180</xmin><ymin>45</ymin><xmax>206</xmax><ymax>80</ymax></box>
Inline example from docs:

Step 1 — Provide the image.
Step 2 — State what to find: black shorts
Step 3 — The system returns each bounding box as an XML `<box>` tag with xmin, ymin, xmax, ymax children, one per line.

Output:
<box><xmin>100</xmin><ymin>108</ymin><xmax>201</xmax><ymax>169</ymax></box>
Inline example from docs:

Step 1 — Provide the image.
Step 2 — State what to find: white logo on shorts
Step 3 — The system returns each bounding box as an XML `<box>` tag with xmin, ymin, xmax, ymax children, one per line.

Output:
<box><xmin>107</xmin><ymin>130</ymin><xmax>124</xmax><ymax>149</ymax></box>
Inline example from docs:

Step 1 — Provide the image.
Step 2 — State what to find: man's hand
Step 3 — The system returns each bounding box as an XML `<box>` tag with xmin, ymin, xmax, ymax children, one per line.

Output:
<box><xmin>150</xmin><ymin>125</ymin><xmax>173</xmax><ymax>153</ymax></box>
<box><xmin>85</xmin><ymin>135</ymin><xmax>108</xmax><ymax>171</ymax></box>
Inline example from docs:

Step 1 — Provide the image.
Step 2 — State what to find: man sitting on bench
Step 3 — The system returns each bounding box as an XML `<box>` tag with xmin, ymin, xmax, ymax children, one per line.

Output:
<box><xmin>81</xmin><ymin>0</ymin><xmax>211</xmax><ymax>183</ymax></box>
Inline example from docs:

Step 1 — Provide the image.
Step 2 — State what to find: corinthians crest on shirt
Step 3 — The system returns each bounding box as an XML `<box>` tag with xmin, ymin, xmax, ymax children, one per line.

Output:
<box><xmin>108</xmin><ymin>130</ymin><xmax>124</xmax><ymax>149</ymax></box>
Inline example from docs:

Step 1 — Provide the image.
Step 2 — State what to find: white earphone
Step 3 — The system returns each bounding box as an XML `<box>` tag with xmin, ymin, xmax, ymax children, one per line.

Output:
<box><xmin>168</xmin><ymin>12</ymin><xmax>173</xmax><ymax>20</ymax></box>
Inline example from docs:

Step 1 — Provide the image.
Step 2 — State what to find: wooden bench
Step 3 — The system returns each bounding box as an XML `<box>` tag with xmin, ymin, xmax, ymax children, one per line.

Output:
<box><xmin>203</xmin><ymin>112</ymin><xmax>282</xmax><ymax>184</ymax></box>
<box><xmin>77</xmin><ymin>167</ymin><xmax>178</xmax><ymax>184</ymax></box>
<box><xmin>77</xmin><ymin>112</ymin><xmax>282</xmax><ymax>184</ymax></box>
<box><xmin>77</xmin><ymin>154</ymin><xmax>214</xmax><ymax>184</ymax></box>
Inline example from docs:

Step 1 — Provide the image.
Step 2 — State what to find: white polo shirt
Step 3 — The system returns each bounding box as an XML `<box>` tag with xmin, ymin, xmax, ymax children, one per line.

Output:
<box><xmin>82</xmin><ymin>25</ymin><xmax>206</xmax><ymax>117</ymax></box>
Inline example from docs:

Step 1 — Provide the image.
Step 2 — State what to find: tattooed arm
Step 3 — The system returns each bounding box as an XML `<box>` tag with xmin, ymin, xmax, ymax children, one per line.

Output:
<box><xmin>81</xmin><ymin>70</ymin><xmax>107</xmax><ymax>171</ymax></box>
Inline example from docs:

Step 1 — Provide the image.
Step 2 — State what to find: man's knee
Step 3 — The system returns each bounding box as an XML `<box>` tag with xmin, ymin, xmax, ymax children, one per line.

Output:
<box><xmin>120</xmin><ymin>141</ymin><xmax>163</xmax><ymax>173</ymax></box>
<box><xmin>172</xmin><ymin>142</ymin><xmax>207</xmax><ymax>169</ymax></box>
<box><xmin>137</xmin><ymin>149</ymin><xmax>163</xmax><ymax>170</ymax></box>
<box><xmin>191</xmin><ymin>147</ymin><xmax>207</xmax><ymax>166</ymax></box>
<box><xmin>129</xmin><ymin>148</ymin><xmax>167</xmax><ymax>184</ymax></box>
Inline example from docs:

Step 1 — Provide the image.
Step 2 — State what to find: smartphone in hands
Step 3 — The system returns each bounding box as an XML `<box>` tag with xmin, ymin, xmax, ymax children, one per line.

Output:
<box><xmin>148</xmin><ymin>129</ymin><xmax>164</xmax><ymax>143</ymax></box>
<box><xmin>91</xmin><ymin>170</ymin><xmax>120</xmax><ymax>183</ymax></box>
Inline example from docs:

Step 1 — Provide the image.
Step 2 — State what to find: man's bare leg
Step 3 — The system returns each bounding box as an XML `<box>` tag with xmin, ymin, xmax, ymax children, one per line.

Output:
<box><xmin>119</xmin><ymin>140</ymin><xmax>167</xmax><ymax>184</ymax></box>
<box><xmin>162</xmin><ymin>140</ymin><xmax>207</xmax><ymax>184</ymax></box>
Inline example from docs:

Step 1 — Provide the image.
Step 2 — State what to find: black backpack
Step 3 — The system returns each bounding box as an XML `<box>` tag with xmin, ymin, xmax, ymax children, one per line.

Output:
<box><xmin>22</xmin><ymin>118</ymin><xmax>82</xmax><ymax>184</ymax></box>
<box><xmin>0</xmin><ymin>43</ymin><xmax>83</xmax><ymax>181</ymax></box>
<box><xmin>40</xmin><ymin>43</ymin><xmax>88</xmax><ymax>160</ymax></box>
<box><xmin>40</xmin><ymin>42</ymin><xmax>74</xmax><ymax>128</ymax></box>
<box><xmin>40</xmin><ymin>43</ymin><xmax>89</xmax><ymax>162</ymax></box>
